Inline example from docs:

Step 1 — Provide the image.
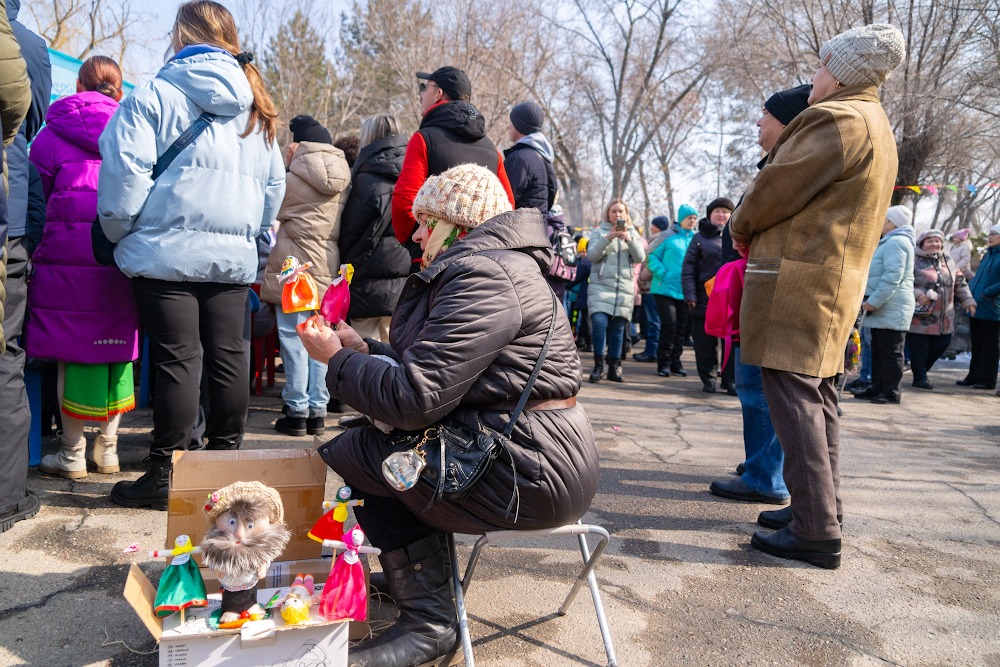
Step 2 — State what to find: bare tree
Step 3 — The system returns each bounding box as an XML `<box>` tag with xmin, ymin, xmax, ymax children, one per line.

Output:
<box><xmin>26</xmin><ymin>0</ymin><xmax>149</xmax><ymax>78</ymax></box>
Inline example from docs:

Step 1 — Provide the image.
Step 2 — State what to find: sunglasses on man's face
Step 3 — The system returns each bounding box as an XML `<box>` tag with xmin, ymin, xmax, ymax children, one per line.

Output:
<box><xmin>419</xmin><ymin>82</ymin><xmax>438</xmax><ymax>95</ymax></box>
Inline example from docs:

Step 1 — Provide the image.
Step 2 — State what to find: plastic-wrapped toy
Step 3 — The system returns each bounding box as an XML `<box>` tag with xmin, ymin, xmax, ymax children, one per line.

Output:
<box><xmin>200</xmin><ymin>481</ymin><xmax>291</xmax><ymax>628</ymax></box>
<box><xmin>319</xmin><ymin>264</ymin><xmax>354</xmax><ymax>323</ymax></box>
<box><xmin>308</xmin><ymin>485</ymin><xmax>364</xmax><ymax>543</ymax></box>
<box><xmin>278</xmin><ymin>256</ymin><xmax>320</xmax><ymax>313</ymax></box>
<box><xmin>319</xmin><ymin>526</ymin><xmax>381</xmax><ymax>622</ymax></box>
<box><xmin>150</xmin><ymin>534</ymin><xmax>208</xmax><ymax>622</ymax></box>
<box><xmin>278</xmin><ymin>573</ymin><xmax>319</xmax><ymax>624</ymax></box>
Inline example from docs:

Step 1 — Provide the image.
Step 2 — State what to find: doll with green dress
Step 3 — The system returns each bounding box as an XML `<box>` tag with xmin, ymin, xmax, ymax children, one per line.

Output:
<box><xmin>150</xmin><ymin>534</ymin><xmax>208</xmax><ymax>620</ymax></box>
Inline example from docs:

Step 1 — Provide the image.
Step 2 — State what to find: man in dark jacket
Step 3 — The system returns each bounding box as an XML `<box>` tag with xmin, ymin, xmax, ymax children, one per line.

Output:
<box><xmin>391</xmin><ymin>66</ymin><xmax>514</xmax><ymax>271</ymax></box>
<box><xmin>504</xmin><ymin>100</ymin><xmax>557</xmax><ymax>214</ymax></box>
<box><xmin>0</xmin><ymin>0</ymin><xmax>33</xmax><ymax>534</ymax></box>
<box><xmin>682</xmin><ymin>197</ymin><xmax>735</xmax><ymax>393</ymax></box>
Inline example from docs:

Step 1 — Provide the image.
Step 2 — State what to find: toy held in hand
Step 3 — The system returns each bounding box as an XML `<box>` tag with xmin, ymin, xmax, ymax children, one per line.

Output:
<box><xmin>319</xmin><ymin>264</ymin><xmax>354</xmax><ymax>323</ymax></box>
<box><xmin>199</xmin><ymin>481</ymin><xmax>291</xmax><ymax>626</ymax></box>
<box><xmin>278</xmin><ymin>256</ymin><xmax>320</xmax><ymax>313</ymax></box>
<box><xmin>319</xmin><ymin>525</ymin><xmax>381</xmax><ymax>622</ymax></box>
<box><xmin>308</xmin><ymin>485</ymin><xmax>364</xmax><ymax>543</ymax></box>
<box><xmin>150</xmin><ymin>534</ymin><xmax>208</xmax><ymax>620</ymax></box>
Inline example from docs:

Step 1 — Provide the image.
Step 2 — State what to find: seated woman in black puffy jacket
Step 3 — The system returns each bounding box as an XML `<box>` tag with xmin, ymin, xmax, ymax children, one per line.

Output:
<box><xmin>298</xmin><ymin>164</ymin><xmax>598</xmax><ymax>667</ymax></box>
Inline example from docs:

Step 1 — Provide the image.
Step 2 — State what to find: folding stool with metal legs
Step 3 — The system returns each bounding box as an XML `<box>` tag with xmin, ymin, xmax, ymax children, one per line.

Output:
<box><xmin>447</xmin><ymin>521</ymin><xmax>618</xmax><ymax>667</ymax></box>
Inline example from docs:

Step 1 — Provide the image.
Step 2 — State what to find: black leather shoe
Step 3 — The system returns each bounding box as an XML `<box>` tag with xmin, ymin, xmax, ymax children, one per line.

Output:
<box><xmin>911</xmin><ymin>377</ymin><xmax>933</xmax><ymax>390</ymax></box>
<box><xmin>757</xmin><ymin>506</ymin><xmax>843</xmax><ymax>531</ymax></box>
<box><xmin>606</xmin><ymin>359</ymin><xmax>624</xmax><ymax>382</ymax></box>
<box><xmin>735</xmin><ymin>462</ymin><xmax>746</xmax><ymax>476</ymax></box>
<box><xmin>973</xmin><ymin>384</ymin><xmax>996</xmax><ymax>390</ymax></box>
<box><xmin>844</xmin><ymin>378</ymin><xmax>869</xmax><ymax>392</ymax></box>
<box><xmin>657</xmin><ymin>366</ymin><xmax>671</xmax><ymax>377</ymax></box>
<box><xmin>111</xmin><ymin>460</ymin><xmax>170</xmax><ymax>511</ymax></box>
<box><xmin>0</xmin><ymin>490</ymin><xmax>40</xmax><ymax>533</ymax></box>
<box><xmin>853</xmin><ymin>386</ymin><xmax>881</xmax><ymax>399</ymax></box>
<box><xmin>750</xmin><ymin>527</ymin><xmax>841</xmax><ymax>569</ymax></box>
<box><xmin>702</xmin><ymin>381</ymin><xmax>716</xmax><ymax>393</ymax></box>
<box><xmin>275</xmin><ymin>415</ymin><xmax>307</xmax><ymax>437</ymax></box>
<box><xmin>670</xmin><ymin>365</ymin><xmax>687</xmax><ymax>377</ymax></box>
<box><xmin>306</xmin><ymin>417</ymin><xmax>325</xmax><ymax>436</ymax></box>
<box><xmin>956</xmin><ymin>379</ymin><xmax>976</xmax><ymax>386</ymax></box>
<box><xmin>632</xmin><ymin>352</ymin><xmax>656</xmax><ymax>362</ymax></box>
<box><xmin>870</xmin><ymin>391</ymin><xmax>900</xmax><ymax>404</ymax></box>
<box><xmin>723</xmin><ymin>383</ymin><xmax>738</xmax><ymax>396</ymax></box>
<box><xmin>710</xmin><ymin>477</ymin><xmax>789</xmax><ymax>505</ymax></box>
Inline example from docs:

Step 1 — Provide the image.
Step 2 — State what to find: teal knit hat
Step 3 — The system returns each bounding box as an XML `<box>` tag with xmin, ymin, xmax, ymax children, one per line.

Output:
<box><xmin>678</xmin><ymin>204</ymin><xmax>698</xmax><ymax>221</ymax></box>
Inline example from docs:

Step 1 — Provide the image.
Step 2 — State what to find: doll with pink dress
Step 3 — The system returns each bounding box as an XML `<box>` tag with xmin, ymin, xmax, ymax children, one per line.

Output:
<box><xmin>319</xmin><ymin>525</ymin><xmax>380</xmax><ymax>621</ymax></box>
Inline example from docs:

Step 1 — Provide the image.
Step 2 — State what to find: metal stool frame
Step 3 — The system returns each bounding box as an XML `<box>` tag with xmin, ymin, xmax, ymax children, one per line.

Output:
<box><xmin>448</xmin><ymin>521</ymin><xmax>618</xmax><ymax>667</ymax></box>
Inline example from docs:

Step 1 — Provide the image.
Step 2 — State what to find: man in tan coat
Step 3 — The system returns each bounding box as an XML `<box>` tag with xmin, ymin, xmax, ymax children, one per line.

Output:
<box><xmin>729</xmin><ymin>24</ymin><xmax>905</xmax><ymax>569</ymax></box>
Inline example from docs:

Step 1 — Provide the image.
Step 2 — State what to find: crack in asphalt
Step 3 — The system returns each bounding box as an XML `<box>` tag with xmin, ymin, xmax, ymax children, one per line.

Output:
<box><xmin>722</xmin><ymin>609</ymin><xmax>905</xmax><ymax>665</ymax></box>
<box><xmin>945</xmin><ymin>482</ymin><xmax>1000</xmax><ymax>529</ymax></box>
<box><xmin>0</xmin><ymin>577</ymin><xmax>107</xmax><ymax>622</ymax></box>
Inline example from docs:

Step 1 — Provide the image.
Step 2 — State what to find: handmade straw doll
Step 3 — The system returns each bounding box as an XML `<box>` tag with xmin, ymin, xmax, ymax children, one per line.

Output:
<box><xmin>278</xmin><ymin>256</ymin><xmax>320</xmax><ymax>313</ymax></box>
<box><xmin>308</xmin><ymin>485</ymin><xmax>364</xmax><ymax>543</ymax></box>
<box><xmin>200</xmin><ymin>481</ymin><xmax>292</xmax><ymax>627</ymax></box>
<box><xmin>319</xmin><ymin>525</ymin><xmax>381</xmax><ymax>622</ymax></box>
<box><xmin>150</xmin><ymin>534</ymin><xmax>208</xmax><ymax>621</ymax></box>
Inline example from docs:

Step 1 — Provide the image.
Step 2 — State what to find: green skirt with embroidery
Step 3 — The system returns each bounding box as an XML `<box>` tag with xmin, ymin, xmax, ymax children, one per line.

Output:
<box><xmin>61</xmin><ymin>362</ymin><xmax>135</xmax><ymax>422</ymax></box>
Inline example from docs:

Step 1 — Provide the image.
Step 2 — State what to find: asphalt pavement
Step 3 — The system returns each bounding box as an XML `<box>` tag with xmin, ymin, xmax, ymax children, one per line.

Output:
<box><xmin>1</xmin><ymin>348</ymin><xmax>998</xmax><ymax>666</ymax></box>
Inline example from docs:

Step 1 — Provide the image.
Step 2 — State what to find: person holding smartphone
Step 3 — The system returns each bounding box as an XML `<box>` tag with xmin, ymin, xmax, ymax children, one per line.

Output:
<box><xmin>586</xmin><ymin>198</ymin><xmax>646</xmax><ymax>382</ymax></box>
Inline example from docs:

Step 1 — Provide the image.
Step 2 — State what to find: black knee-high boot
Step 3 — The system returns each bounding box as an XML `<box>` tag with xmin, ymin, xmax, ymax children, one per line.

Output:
<box><xmin>349</xmin><ymin>534</ymin><xmax>458</xmax><ymax>667</ymax></box>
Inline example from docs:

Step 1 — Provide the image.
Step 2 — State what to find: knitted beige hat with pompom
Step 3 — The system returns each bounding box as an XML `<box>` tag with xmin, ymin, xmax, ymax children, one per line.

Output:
<box><xmin>820</xmin><ymin>24</ymin><xmax>906</xmax><ymax>87</ymax></box>
<box><xmin>204</xmin><ymin>480</ymin><xmax>284</xmax><ymax>526</ymax></box>
<box><xmin>412</xmin><ymin>163</ymin><xmax>512</xmax><ymax>229</ymax></box>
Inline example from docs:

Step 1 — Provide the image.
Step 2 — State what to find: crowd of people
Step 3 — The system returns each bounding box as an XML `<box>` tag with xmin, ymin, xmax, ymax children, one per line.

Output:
<box><xmin>1</xmin><ymin>2</ymin><xmax>999</xmax><ymax>664</ymax></box>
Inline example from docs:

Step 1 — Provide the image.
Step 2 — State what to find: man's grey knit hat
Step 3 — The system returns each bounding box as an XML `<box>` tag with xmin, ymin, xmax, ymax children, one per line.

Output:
<box><xmin>819</xmin><ymin>24</ymin><xmax>906</xmax><ymax>87</ymax></box>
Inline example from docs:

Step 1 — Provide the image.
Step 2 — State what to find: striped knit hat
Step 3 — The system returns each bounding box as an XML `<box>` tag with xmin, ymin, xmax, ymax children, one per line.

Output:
<box><xmin>412</xmin><ymin>164</ymin><xmax>513</xmax><ymax>229</ymax></box>
<box><xmin>820</xmin><ymin>24</ymin><xmax>906</xmax><ymax>87</ymax></box>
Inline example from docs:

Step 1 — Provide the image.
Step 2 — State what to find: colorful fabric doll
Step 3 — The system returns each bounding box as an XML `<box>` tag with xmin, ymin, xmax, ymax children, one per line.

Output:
<box><xmin>279</xmin><ymin>573</ymin><xmax>318</xmax><ymax>625</ymax></box>
<box><xmin>151</xmin><ymin>534</ymin><xmax>208</xmax><ymax>619</ymax></box>
<box><xmin>319</xmin><ymin>525</ymin><xmax>381</xmax><ymax>621</ymax></box>
<box><xmin>278</xmin><ymin>256</ymin><xmax>320</xmax><ymax>313</ymax></box>
<box><xmin>308</xmin><ymin>485</ymin><xmax>364</xmax><ymax>543</ymax></box>
<box><xmin>200</xmin><ymin>481</ymin><xmax>292</xmax><ymax>627</ymax></box>
<box><xmin>319</xmin><ymin>264</ymin><xmax>354</xmax><ymax>323</ymax></box>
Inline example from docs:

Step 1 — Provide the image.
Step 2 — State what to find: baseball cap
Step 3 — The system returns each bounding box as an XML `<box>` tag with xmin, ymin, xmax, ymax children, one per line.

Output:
<box><xmin>416</xmin><ymin>66</ymin><xmax>472</xmax><ymax>100</ymax></box>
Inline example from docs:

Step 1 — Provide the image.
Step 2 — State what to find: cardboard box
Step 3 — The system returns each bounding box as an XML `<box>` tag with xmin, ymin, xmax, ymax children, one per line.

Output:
<box><xmin>124</xmin><ymin>448</ymin><xmax>369</xmax><ymax>666</ymax></box>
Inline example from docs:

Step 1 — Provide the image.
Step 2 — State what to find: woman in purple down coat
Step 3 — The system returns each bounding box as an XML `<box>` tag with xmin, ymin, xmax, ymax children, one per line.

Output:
<box><xmin>26</xmin><ymin>56</ymin><xmax>139</xmax><ymax>480</ymax></box>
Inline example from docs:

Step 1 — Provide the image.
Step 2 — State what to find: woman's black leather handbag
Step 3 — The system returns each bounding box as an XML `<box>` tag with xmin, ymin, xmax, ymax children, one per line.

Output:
<box><xmin>382</xmin><ymin>293</ymin><xmax>559</xmax><ymax>512</ymax></box>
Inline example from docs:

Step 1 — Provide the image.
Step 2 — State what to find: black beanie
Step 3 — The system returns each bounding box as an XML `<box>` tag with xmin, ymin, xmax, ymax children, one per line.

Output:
<box><xmin>706</xmin><ymin>197</ymin><xmax>735</xmax><ymax>218</ymax></box>
<box><xmin>289</xmin><ymin>115</ymin><xmax>332</xmax><ymax>144</ymax></box>
<box><xmin>651</xmin><ymin>215</ymin><xmax>670</xmax><ymax>231</ymax></box>
<box><xmin>510</xmin><ymin>101</ymin><xmax>545</xmax><ymax>135</ymax></box>
<box><xmin>764</xmin><ymin>84</ymin><xmax>812</xmax><ymax>126</ymax></box>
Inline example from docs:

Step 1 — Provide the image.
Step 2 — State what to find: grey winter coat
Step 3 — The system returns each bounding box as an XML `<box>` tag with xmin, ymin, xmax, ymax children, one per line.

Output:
<box><xmin>587</xmin><ymin>221</ymin><xmax>646</xmax><ymax>319</ymax></box>
<box><xmin>864</xmin><ymin>226</ymin><xmax>916</xmax><ymax>331</ymax></box>
<box><xmin>319</xmin><ymin>208</ymin><xmax>599</xmax><ymax>534</ymax></box>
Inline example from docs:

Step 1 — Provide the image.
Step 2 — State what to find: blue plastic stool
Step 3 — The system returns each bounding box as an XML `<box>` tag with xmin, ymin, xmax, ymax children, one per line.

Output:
<box><xmin>24</xmin><ymin>368</ymin><xmax>42</xmax><ymax>466</ymax></box>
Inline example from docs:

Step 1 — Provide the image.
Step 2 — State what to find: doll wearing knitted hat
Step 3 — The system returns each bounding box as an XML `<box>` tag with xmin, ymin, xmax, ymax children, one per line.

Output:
<box><xmin>411</xmin><ymin>163</ymin><xmax>513</xmax><ymax>269</ymax></box>
<box><xmin>200</xmin><ymin>481</ymin><xmax>291</xmax><ymax>623</ymax></box>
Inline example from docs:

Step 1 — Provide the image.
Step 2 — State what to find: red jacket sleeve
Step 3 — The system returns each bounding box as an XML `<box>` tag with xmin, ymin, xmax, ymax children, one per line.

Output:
<box><xmin>392</xmin><ymin>132</ymin><xmax>429</xmax><ymax>244</ymax></box>
<box><xmin>495</xmin><ymin>149</ymin><xmax>515</xmax><ymax>207</ymax></box>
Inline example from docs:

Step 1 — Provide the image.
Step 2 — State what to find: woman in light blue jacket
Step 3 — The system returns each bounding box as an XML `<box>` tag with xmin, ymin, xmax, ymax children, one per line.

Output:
<box><xmin>856</xmin><ymin>206</ymin><xmax>915</xmax><ymax>405</ymax></box>
<box><xmin>97</xmin><ymin>0</ymin><xmax>285</xmax><ymax>509</ymax></box>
